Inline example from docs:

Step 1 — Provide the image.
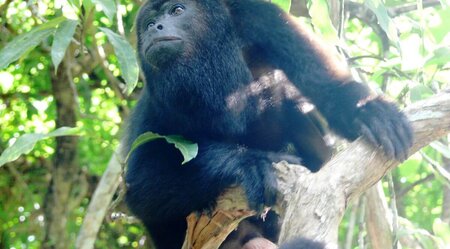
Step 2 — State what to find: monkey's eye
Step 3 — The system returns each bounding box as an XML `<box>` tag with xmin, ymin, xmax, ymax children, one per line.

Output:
<box><xmin>147</xmin><ymin>21</ymin><xmax>155</xmax><ymax>30</ymax></box>
<box><xmin>169</xmin><ymin>4</ymin><xmax>185</xmax><ymax>16</ymax></box>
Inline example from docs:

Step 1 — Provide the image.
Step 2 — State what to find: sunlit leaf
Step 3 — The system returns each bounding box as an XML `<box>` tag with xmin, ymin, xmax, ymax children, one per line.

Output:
<box><xmin>100</xmin><ymin>27</ymin><xmax>139</xmax><ymax>95</ymax></box>
<box><xmin>0</xmin><ymin>17</ymin><xmax>66</xmax><ymax>69</ymax></box>
<box><xmin>0</xmin><ymin>127</ymin><xmax>82</xmax><ymax>167</ymax></box>
<box><xmin>309</xmin><ymin>0</ymin><xmax>339</xmax><ymax>43</ymax></box>
<box><xmin>52</xmin><ymin>19</ymin><xmax>79</xmax><ymax>71</ymax></box>
<box><xmin>433</xmin><ymin>219</ymin><xmax>450</xmax><ymax>244</ymax></box>
<box><xmin>48</xmin><ymin>126</ymin><xmax>83</xmax><ymax>137</ymax></box>
<box><xmin>127</xmin><ymin>132</ymin><xmax>198</xmax><ymax>165</ymax></box>
<box><xmin>429</xmin><ymin>9</ymin><xmax>450</xmax><ymax>43</ymax></box>
<box><xmin>272</xmin><ymin>0</ymin><xmax>291</xmax><ymax>12</ymax></box>
<box><xmin>425</xmin><ymin>47</ymin><xmax>450</xmax><ymax>67</ymax></box>
<box><xmin>92</xmin><ymin>0</ymin><xmax>116</xmax><ymax>21</ymax></box>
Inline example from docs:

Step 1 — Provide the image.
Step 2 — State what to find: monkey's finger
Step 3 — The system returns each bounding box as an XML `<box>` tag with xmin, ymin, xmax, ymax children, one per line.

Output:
<box><xmin>358</xmin><ymin>121</ymin><xmax>377</xmax><ymax>146</ymax></box>
<box><xmin>370</xmin><ymin>117</ymin><xmax>395</xmax><ymax>159</ymax></box>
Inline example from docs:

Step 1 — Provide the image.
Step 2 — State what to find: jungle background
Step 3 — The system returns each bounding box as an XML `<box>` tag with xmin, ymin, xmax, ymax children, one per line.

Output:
<box><xmin>0</xmin><ymin>0</ymin><xmax>449</xmax><ymax>248</ymax></box>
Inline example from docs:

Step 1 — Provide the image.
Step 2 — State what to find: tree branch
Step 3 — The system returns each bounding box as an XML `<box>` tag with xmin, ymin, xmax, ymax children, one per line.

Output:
<box><xmin>184</xmin><ymin>91</ymin><xmax>450</xmax><ymax>248</ymax></box>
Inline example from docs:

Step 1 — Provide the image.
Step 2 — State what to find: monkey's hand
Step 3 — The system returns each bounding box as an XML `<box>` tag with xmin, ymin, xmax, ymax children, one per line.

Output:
<box><xmin>239</xmin><ymin>152</ymin><xmax>301</xmax><ymax>212</ymax></box>
<box><xmin>350</xmin><ymin>97</ymin><xmax>413</xmax><ymax>161</ymax></box>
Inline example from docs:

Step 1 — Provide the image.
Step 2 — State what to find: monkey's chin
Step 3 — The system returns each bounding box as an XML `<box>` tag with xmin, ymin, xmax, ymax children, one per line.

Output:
<box><xmin>145</xmin><ymin>40</ymin><xmax>184</xmax><ymax>67</ymax></box>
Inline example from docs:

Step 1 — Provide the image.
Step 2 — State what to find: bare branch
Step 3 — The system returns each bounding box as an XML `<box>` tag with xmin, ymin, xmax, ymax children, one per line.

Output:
<box><xmin>75</xmin><ymin>147</ymin><xmax>124</xmax><ymax>249</ymax></box>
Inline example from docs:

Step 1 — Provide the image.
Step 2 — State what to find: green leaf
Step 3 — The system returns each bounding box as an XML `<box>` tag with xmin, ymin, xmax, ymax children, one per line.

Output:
<box><xmin>0</xmin><ymin>29</ymin><xmax>53</xmax><ymax>69</ymax></box>
<box><xmin>48</xmin><ymin>126</ymin><xmax>83</xmax><ymax>137</ymax></box>
<box><xmin>0</xmin><ymin>127</ymin><xmax>82</xmax><ymax>167</ymax></box>
<box><xmin>100</xmin><ymin>28</ymin><xmax>139</xmax><ymax>95</ymax></box>
<box><xmin>127</xmin><ymin>132</ymin><xmax>164</xmax><ymax>159</ymax></box>
<box><xmin>425</xmin><ymin>47</ymin><xmax>450</xmax><ymax>67</ymax></box>
<box><xmin>127</xmin><ymin>132</ymin><xmax>198</xmax><ymax>165</ymax></box>
<box><xmin>309</xmin><ymin>0</ymin><xmax>339</xmax><ymax>43</ymax></box>
<box><xmin>36</xmin><ymin>16</ymin><xmax>68</xmax><ymax>31</ymax></box>
<box><xmin>52</xmin><ymin>19</ymin><xmax>79</xmax><ymax>71</ymax></box>
<box><xmin>364</xmin><ymin>0</ymin><xmax>399</xmax><ymax>44</ymax></box>
<box><xmin>0</xmin><ymin>16</ymin><xmax>66</xmax><ymax>69</ymax></box>
<box><xmin>82</xmin><ymin>0</ymin><xmax>95</xmax><ymax>13</ymax></box>
<box><xmin>410</xmin><ymin>85</ymin><xmax>434</xmax><ymax>102</ymax></box>
<box><xmin>429</xmin><ymin>9</ymin><xmax>450</xmax><ymax>43</ymax></box>
<box><xmin>165</xmin><ymin>135</ymin><xmax>199</xmax><ymax>164</ymax></box>
<box><xmin>68</xmin><ymin>0</ymin><xmax>81</xmax><ymax>9</ymax></box>
<box><xmin>272</xmin><ymin>0</ymin><xmax>291</xmax><ymax>12</ymax></box>
<box><xmin>92</xmin><ymin>0</ymin><xmax>116</xmax><ymax>21</ymax></box>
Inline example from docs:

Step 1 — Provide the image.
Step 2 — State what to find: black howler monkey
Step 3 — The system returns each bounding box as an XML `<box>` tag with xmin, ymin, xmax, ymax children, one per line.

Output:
<box><xmin>124</xmin><ymin>0</ymin><xmax>413</xmax><ymax>248</ymax></box>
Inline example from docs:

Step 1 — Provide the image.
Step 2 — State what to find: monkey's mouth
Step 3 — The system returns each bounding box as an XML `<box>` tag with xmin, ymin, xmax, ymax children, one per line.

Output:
<box><xmin>149</xmin><ymin>36</ymin><xmax>182</xmax><ymax>47</ymax></box>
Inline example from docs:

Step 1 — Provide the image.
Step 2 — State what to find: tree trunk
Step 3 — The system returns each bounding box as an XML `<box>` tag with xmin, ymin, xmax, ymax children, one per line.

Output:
<box><xmin>43</xmin><ymin>60</ymin><xmax>79</xmax><ymax>249</ymax></box>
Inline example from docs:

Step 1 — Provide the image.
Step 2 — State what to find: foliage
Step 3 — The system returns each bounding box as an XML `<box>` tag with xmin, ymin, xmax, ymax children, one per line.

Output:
<box><xmin>0</xmin><ymin>127</ymin><xmax>82</xmax><ymax>167</ymax></box>
<box><xmin>0</xmin><ymin>0</ymin><xmax>449</xmax><ymax>248</ymax></box>
<box><xmin>126</xmin><ymin>132</ymin><xmax>198</xmax><ymax>165</ymax></box>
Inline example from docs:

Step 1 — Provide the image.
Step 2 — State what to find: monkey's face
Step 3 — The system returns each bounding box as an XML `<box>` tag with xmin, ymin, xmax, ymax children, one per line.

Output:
<box><xmin>137</xmin><ymin>1</ymin><xmax>198</xmax><ymax>67</ymax></box>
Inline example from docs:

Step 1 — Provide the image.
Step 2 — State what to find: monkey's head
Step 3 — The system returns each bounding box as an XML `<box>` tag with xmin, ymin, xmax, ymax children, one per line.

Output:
<box><xmin>136</xmin><ymin>0</ymin><xmax>232</xmax><ymax>68</ymax></box>
<box><xmin>137</xmin><ymin>1</ymin><xmax>192</xmax><ymax>67</ymax></box>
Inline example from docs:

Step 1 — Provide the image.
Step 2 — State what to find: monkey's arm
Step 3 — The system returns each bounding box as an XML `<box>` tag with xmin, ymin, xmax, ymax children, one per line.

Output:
<box><xmin>226</xmin><ymin>0</ymin><xmax>412</xmax><ymax>160</ymax></box>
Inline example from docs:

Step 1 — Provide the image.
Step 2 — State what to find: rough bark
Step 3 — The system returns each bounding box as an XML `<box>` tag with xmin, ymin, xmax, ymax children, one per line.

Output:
<box><xmin>43</xmin><ymin>60</ymin><xmax>79</xmax><ymax>249</ymax></box>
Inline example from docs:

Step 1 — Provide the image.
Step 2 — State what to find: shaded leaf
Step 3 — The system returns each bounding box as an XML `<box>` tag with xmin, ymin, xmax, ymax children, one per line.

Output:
<box><xmin>68</xmin><ymin>0</ymin><xmax>81</xmax><ymax>9</ymax></box>
<box><xmin>82</xmin><ymin>0</ymin><xmax>95</xmax><ymax>13</ymax></box>
<box><xmin>127</xmin><ymin>132</ymin><xmax>198</xmax><ymax>165</ymax></box>
<box><xmin>0</xmin><ymin>127</ymin><xmax>82</xmax><ymax>167</ymax></box>
<box><xmin>425</xmin><ymin>47</ymin><xmax>450</xmax><ymax>67</ymax></box>
<box><xmin>52</xmin><ymin>19</ymin><xmax>79</xmax><ymax>71</ymax></box>
<box><xmin>165</xmin><ymin>135</ymin><xmax>199</xmax><ymax>164</ymax></box>
<box><xmin>364</xmin><ymin>0</ymin><xmax>399</xmax><ymax>44</ymax></box>
<box><xmin>100</xmin><ymin>27</ymin><xmax>139</xmax><ymax>94</ymax></box>
<box><xmin>127</xmin><ymin>132</ymin><xmax>164</xmax><ymax>159</ymax></box>
<box><xmin>410</xmin><ymin>85</ymin><xmax>434</xmax><ymax>102</ymax></box>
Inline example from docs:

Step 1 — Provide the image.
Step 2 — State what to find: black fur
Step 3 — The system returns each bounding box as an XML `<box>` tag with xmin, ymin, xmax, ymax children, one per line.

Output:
<box><xmin>125</xmin><ymin>0</ymin><xmax>413</xmax><ymax>248</ymax></box>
